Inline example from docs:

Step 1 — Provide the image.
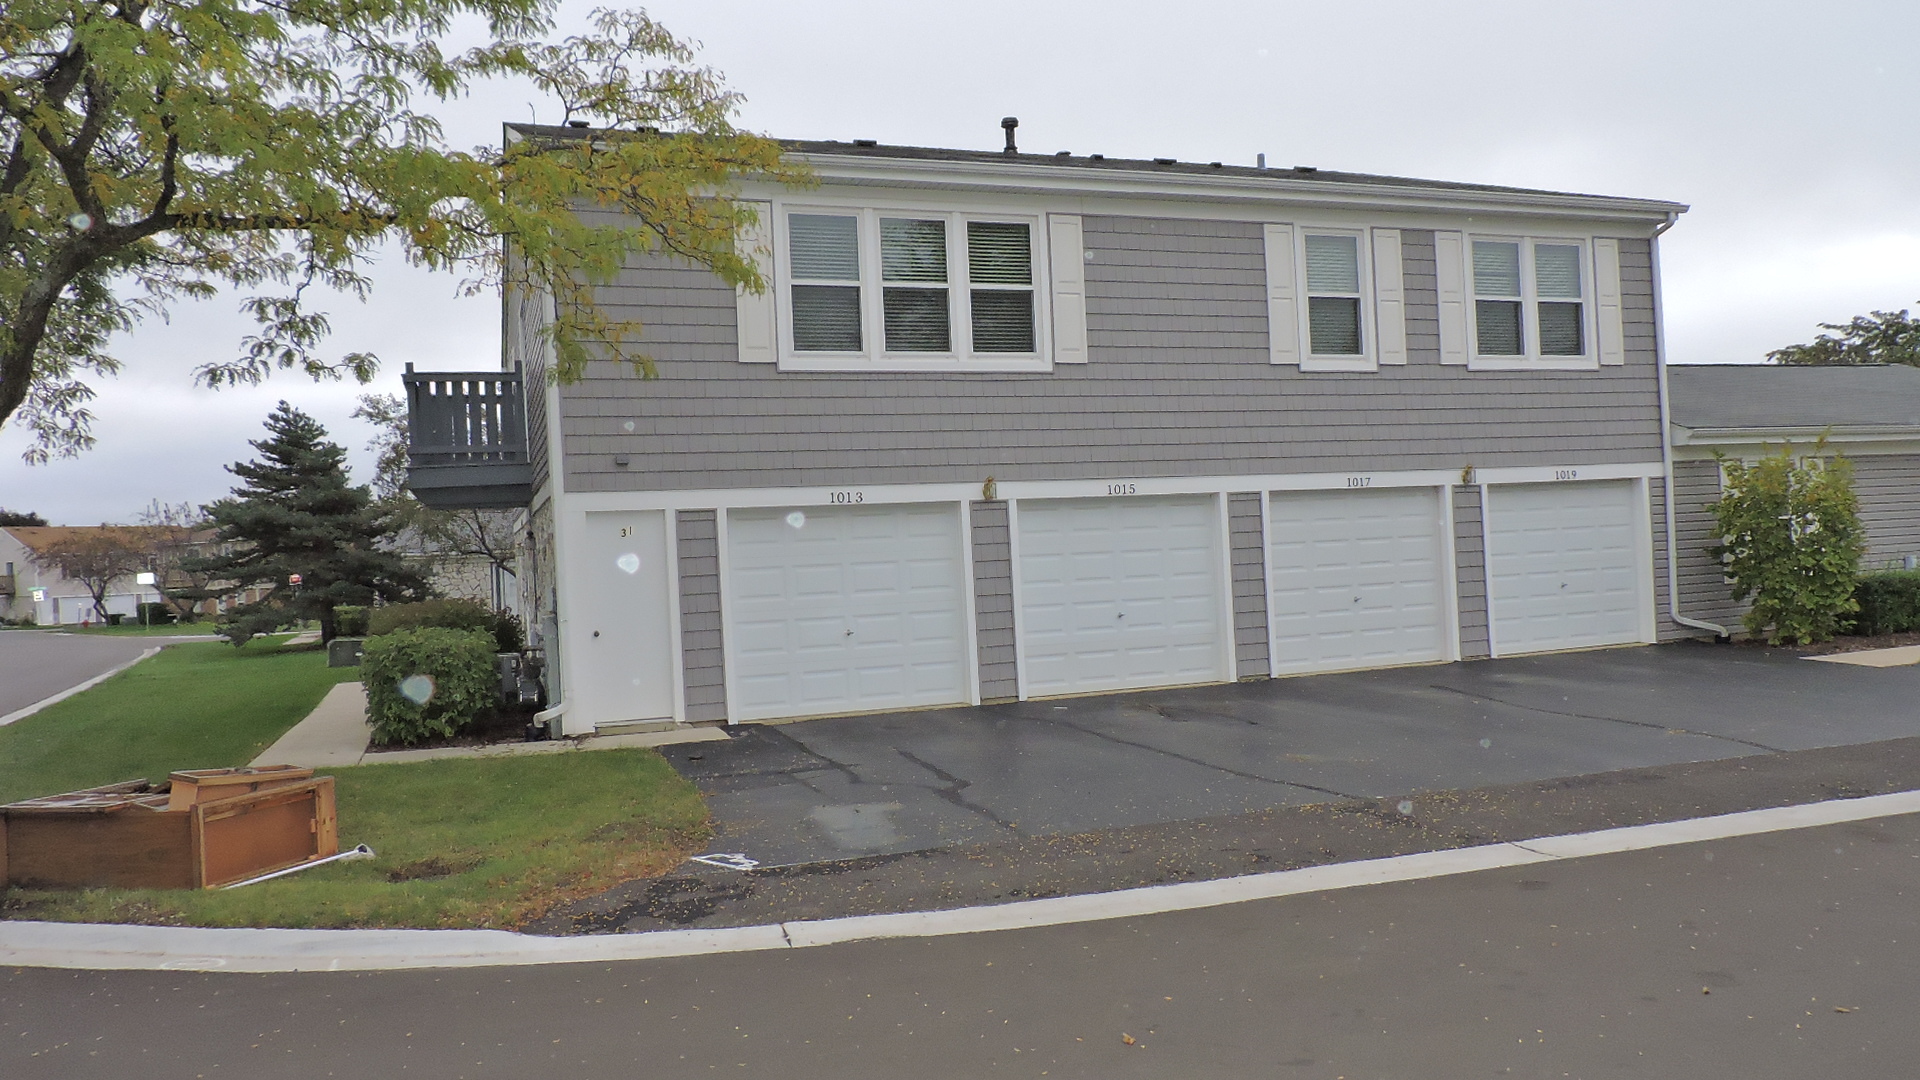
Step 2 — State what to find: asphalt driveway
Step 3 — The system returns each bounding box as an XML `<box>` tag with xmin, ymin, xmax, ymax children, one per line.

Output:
<box><xmin>667</xmin><ymin>641</ymin><xmax>1920</xmax><ymax>868</ymax></box>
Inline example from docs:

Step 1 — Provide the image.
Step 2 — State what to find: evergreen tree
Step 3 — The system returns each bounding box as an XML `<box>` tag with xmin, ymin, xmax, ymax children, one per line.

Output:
<box><xmin>183</xmin><ymin>402</ymin><xmax>426</xmax><ymax>643</ymax></box>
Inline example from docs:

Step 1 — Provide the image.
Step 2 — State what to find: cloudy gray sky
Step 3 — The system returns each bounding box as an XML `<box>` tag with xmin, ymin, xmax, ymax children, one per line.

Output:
<box><xmin>5</xmin><ymin>0</ymin><xmax>1918</xmax><ymax>523</ymax></box>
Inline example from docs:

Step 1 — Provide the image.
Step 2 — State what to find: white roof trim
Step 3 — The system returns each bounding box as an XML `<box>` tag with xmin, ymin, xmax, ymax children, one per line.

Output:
<box><xmin>787</xmin><ymin>152</ymin><xmax>1689</xmax><ymax>223</ymax></box>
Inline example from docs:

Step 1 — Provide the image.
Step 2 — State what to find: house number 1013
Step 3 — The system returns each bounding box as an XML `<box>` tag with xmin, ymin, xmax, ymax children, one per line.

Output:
<box><xmin>828</xmin><ymin>491</ymin><xmax>864</xmax><ymax>504</ymax></box>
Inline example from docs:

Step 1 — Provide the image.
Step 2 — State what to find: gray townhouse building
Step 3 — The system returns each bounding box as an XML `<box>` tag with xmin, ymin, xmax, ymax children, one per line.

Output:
<box><xmin>409</xmin><ymin>125</ymin><xmax>1711</xmax><ymax>737</ymax></box>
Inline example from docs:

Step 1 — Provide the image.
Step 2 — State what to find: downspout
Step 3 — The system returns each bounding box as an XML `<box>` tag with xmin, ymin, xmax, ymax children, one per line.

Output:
<box><xmin>1652</xmin><ymin>212</ymin><xmax>1730</xmax><ymax>637</ymax></box>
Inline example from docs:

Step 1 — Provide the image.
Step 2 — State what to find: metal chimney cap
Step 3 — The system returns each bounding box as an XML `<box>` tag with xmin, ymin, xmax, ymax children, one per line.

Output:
<box><xmin>1001</xmin><ymin>117</ymin><xmax>1019</xmax><ymax>155</ymax></box>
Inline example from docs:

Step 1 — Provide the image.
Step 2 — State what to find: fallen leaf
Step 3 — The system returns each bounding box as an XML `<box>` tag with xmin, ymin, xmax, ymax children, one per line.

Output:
<box><xmin>1122</xmin><ymin>1034</ymin><xmax>1136</xmax><ymax>1046</ymax></box>
<box><xmin>1834</xmin><ymin>1007</ymin><xmax>1854</xmax><ymax>1014</ymax></box>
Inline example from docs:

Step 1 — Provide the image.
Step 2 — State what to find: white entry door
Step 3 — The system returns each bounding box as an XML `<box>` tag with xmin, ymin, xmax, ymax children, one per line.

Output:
<box><xmin>566</xmin><ymin>509</ymin><xmax>676</xmax><ymax>728</ymax></box>
<box><xmin>725</xmin><ymin>503</ymin><xmax>971</xmax><ymax>722</ymax></box>
<box><xmin>1016</xmin><ymin>495</ymin><xmax>1228</xmax><ymax>697</ymax></box>
<box><xmin>1268</xmin><ymin>487</ymin><xmax>1451</xmax><ymax>675</ymax></box>
<box><xmin>1485</xmin><ymin>480</ymin><xmax>1650</xmax><ymax>655</ymax></box>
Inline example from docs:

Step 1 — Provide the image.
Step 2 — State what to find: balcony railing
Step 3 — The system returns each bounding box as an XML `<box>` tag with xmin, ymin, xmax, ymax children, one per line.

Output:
<box><xmin>403</xmin><ymin>364</ymin><xmax>534</xmax><ymax>509</ymax></box>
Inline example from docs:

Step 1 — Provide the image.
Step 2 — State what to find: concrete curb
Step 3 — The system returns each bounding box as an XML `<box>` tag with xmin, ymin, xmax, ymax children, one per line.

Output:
<box><xmin>6</xmin><ymin>788</ymin><xmax>1919</xmax><ymax>973</ymax></box>
<box><xmin>0</xmin><ymin>646</ymin><xmax>162</xmax><ymax>727</ymax></box>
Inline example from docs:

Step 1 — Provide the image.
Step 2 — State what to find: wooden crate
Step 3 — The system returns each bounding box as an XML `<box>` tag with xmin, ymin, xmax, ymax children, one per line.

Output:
<box><xmin>2</xmin><ymin>768</ymin><xmax>340</xmax><ymax>890</ymax></box>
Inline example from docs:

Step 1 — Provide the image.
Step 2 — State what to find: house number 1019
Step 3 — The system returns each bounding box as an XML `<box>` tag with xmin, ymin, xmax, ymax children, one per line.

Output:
<box><xmin>829</xmin><ymin>491</ymin><xmax>864</xmax><ymax>504</ymax></box>
<box><xmin>1554</xmin><ymin>469</ymin><xmax>1579</xmax><ymax>481</ymax></box>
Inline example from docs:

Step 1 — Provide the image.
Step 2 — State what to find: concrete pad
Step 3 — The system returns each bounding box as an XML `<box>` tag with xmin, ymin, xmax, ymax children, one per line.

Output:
<box><xmin>252</xmin><ymin>682</ymin><xmax>369</xmax><ymax>767</ymax></box>
<box><xmin>1807</xmin><ymin>644</ymin><xmax>1920</xmax><ymax>667</ymax></box>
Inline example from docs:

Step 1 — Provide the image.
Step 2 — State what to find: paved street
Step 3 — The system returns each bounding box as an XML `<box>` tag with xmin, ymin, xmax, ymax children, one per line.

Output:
<box><xmin>677</xmin><ymin>642</ymin><xmax>1920</xmax><ymax>867</ymax></box>
<box><xmin>0</xmin><ymin>630</ymin><xmax>200</xmax><ymax>718</ymax></box>
<box><xmin>7</xmin><ymin>810</ymin><xmax>1917</xmax><ymax>1078</ymax></box>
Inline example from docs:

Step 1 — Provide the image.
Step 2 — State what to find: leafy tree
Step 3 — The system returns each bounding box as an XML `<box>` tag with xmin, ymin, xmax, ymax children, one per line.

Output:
<box><xmin>1</xmin><ymin>2</ymin><xmax>806</xmax><ymax>461</ymax></box>
<box><xmin>26</xmin><ymin>526</ymin><xmax>149</xmax><ymax>621</ymax></box>
<box><xmin>182</xmin><ymin>402</ymin><xmax>427</xmax><ymax>643</ymax></box>
<box><xmin>136</xmin><ymin>499</ymin><xmax>213</xmax><ymax>621</ymax></box>
<box><xmin>1711</xmin><ymin>444</ymin><xmax>1866</xmax><ymax>644</ymax></box>
<box><xmin>1767</xmin><ymin>307</ymin><xmax>1920</xmax><ymax>366</ymax></box>
<box><xmin>0</xmin><ymin>509</ymin><xmax>48</xmax><ymax>526</ymax></box>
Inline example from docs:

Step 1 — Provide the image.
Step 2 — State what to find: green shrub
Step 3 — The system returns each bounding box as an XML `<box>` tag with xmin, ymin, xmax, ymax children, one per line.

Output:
<box><xmin>1711</xmin><ymin>445</ymin><xmax>1866</xmax><ymax>644</ymax></box>
<box><xmin>1851</xmin><ymin>571</ymin><xmax>1920</xmax><ymax>635</ymax></box>
<box><xmin>367</xmin><ymin>598</ymin><xmax>521</xmax><ymax>653</ymax></box>
<box><xmin>361</xmin><ymin>627</ymin><xmax>498</xmax><ymax>745</ymax></box>
<box><xmin>134</xmin><ymin>602</ymin><xmax>174</xmax><ymax>625</ymax></box>
<box><xmin>490</xmin><ymin>607</ymin><xmax>525</xmax><ymax>653</ymax></box>
<box><xmin>333</xmin><ymin>605</ymin><xmax>370</xmax><ymax>637</ymax></box>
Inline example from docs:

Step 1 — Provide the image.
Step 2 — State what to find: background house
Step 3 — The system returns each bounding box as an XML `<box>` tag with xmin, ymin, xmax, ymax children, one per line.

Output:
<box><xmin>1668</xmin><ymin>364</ymin><xmax>1920</xmax><ymax>632</ymax></box>
<box><xmin>413</xmin><ymin>129</ymin><xmax>1700</xmax><ymax>736</ymax></box>
<box><xmin>0</xmin><ymin>527</ymin><xmax>164</xmax><ymax>625</ymax></box>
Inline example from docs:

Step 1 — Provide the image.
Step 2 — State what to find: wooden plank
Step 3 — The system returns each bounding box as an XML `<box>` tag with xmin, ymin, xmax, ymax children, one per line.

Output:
<box><xmin>5</xmin><ymin>810</ymin><xmax>195</xmax><ymax>890</ymax></box>
<box><xmin>193</xmin><ymin>781</ymin><xmax>330</xmax><ymax>888</ymax></box>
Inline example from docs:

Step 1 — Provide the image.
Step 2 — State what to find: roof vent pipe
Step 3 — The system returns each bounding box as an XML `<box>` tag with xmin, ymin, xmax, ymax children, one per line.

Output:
<box><xmin>1257</xmin><ymin>153</ymin><xmax>1266</xmax><ymax>169</ymax></box>
<box><xmin>1001</xmin><ymin>117</ymin><xmax>1018</xmax><ymax>155</ymax></box>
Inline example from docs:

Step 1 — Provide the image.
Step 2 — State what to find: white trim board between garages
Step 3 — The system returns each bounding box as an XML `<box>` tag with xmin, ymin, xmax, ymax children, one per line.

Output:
<box><xmin>6</xmin><ymin>789</ymin><xmax>1918</xmax><ymax>974</ymax></box>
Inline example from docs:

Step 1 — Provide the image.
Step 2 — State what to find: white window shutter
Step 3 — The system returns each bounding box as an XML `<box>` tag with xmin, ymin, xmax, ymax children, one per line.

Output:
<box><xmin>1434</xmin><ymin>230</ymin><xmax>1469</xmax><ymax>365</ymax></box>
<box><xmin>1593</xmin><ymin>238</ymin><xmax>1626</xmax><ymax>366</ymax></box>
<box><xmin>734</xmin><ymin>201</ymin><xmax>776</xmax><ymax>363</ymax></box>
<box><xmin>1372</xmin><ymin>228</ymin><xmax>1406</xmax><ymax>365</ymax></box>
<box><xmin>1047</xmin><ymin>214</ymin><xmax>1088</xmax><ymax>364</ymax></box>
<box><xmin>1264</xmin><ymin>223</ymin><xmax>1301</xmax><ymax>365</ymax></box>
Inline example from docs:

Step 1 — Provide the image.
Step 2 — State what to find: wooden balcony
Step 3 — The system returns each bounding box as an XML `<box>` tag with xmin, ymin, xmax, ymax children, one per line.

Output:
<box><xmin>404</xmin><ymin>364</ymin><xmax>533</xmax><ymax>509</ymax></box>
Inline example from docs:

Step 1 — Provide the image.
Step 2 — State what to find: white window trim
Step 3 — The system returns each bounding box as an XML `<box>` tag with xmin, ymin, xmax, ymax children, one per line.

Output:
<box><xmin>1464</xmin><ymin>234</ymin><xmax>1599</xmax><ymax>371</ymax></box>
<box><xmin>774</xmin><ymin>205</ymin><xmax>1053</xmax><ymax>373</ymax></box>
<box><xmin>1295</xmin><ymin>225</ymin><xmax>1376</xmax><ymax>373</ymax></box>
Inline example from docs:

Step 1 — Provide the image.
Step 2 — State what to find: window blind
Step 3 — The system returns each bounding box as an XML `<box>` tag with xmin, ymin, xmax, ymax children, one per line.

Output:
<box><xmin>1534</xmin><ymin>244</ymin><xmax>1582</xmax><ymax>298</ymax></box>
<box><xmin>881</xmin><ymin>218</ymin><xmax>947</xmax><ymax>282</ymax></box>
<box><xmin>791</xmin><ymin>285</ymin><xmax>862</xmax><ymax>351</ymax></box>
<box><xmin>970</xmin><ymin>291</ymin><xmax>1034</xmax><ymax>352</ymax></box>
<box><xmin>967</xmin><ymin>222</ymin><xmax>1032</xmax><ymax>284</ymax></box>
<box><xmin>881</xmin><ymin>218</ymin><xmax>950</xmax><ymax>351</ymax></box>
<box><xmin>1304</xmin><ymin>234</ymin><xmax>1360</xmax><ymax>293</ymax></box>
<box><xmin>790</xmin><ymin>214</ymin><xmax>859</xmax><ymax>280</ymax></box>
<box><xmin>1472</xmin><ymin>241</ymin><xmax>1521</xmax><ymax>297</ymax></box>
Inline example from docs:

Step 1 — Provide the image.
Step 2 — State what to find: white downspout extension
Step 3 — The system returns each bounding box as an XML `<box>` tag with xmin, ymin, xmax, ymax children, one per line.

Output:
<box><xmin>1652</xmin><ymin>213</ymin><xmax>1731</xmax><ymax>638</ymax></box>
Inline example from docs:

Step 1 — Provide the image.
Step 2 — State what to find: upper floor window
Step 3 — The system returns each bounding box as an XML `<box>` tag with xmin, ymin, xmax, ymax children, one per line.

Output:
<box><xmin>1470</xmin><ymin>237</ymin><xmax>1590</xmax><ymax>363</ymax></box>
<box><xmin>1304</xmin><ymin>232</ymin><xmax>1365</xmax><ymax>356</ymax></box>
<box><xmin>779</xmin><ymin>207</ymin><xmax>1047</xmax><ymax>371</ymax></box>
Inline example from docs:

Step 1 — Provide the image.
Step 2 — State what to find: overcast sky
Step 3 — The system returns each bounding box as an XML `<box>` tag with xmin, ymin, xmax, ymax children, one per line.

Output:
<box><xmin>5</xmin><ymin>0</ymin><xmax>1919</xmax><ymax>523</ymax></box>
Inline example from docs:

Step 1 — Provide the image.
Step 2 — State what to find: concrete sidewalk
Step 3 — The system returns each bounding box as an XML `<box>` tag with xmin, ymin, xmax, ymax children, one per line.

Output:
<box><xmin>251</xmin><ymin>682</ymin><xmax>371</xmax><ymax>767</ymax></box>
<box><xmin>252</xmin><ymin>682</ymin><xmax>728</xmax><ymax>768</ymax></box>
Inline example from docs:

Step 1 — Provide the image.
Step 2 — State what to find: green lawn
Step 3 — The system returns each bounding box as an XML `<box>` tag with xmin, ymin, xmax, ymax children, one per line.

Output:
<box><xmin>0</xmin><ymin>639</ymin><xmax>351</xmax><ymax>804</ymax></box>
<box><xmin>55</xmin><ymin>622</ymin><xmax>224</xmax><ymax>637</ymax></box>
<box><xmin>0</xmin><ymin>641</ymin><xmax>711</xmax><ymax>929</ymax></box>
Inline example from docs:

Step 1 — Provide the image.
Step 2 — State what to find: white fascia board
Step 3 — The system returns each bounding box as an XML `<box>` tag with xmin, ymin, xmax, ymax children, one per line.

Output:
<box><xmin>1671</xmin><ymin>426</ymin><xmax>1920</xmax><ymax>459</ymax></box>
<box><xmin>1472</xmin><ymin>461</ymin><xmax>1664</xmax><ymax>484</ymax></box>
<box><xmin>777</xmin><ymin>153</ymin><xmax>1690</xmax><ymax>226</ymax></box>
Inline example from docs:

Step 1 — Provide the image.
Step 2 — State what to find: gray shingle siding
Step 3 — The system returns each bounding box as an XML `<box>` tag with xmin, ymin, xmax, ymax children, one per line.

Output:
<box><xmin>1228</xmin><ymin>492</ymin><xmax>1270</xmax><ymax>678</ymax></box>
<box><xmin>1671</xmin><ymin>459</ymin><xmax>1746</xmax><ymax>632</ymax></box>
<box><xmin>971</xmin><ymin>501</ymin><xmax>1017</xmax><ymax>702</ymax></box>
<box><xmin>675</xmin><ymin>509</ymin><xmax>727</xmax><ymax>722</ymax></box>
<box><xmin>1854</xmin><ymin>454</ymin><xmax>1920</xmax><ymax>569</ymax></box>
<box><xmin>556</xmin><ymin>220</ymin><xmax>1662</xmax><ymax>493</ymax></box>
<box><xmin>1452</xmin><ymin>485</ymin><xmax>1490</xmax><ymax>658</ymax></box>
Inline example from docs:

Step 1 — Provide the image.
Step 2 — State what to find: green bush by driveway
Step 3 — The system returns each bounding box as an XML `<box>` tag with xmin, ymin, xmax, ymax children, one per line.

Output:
<box><xmin>1851</xmin><ymin>570</ymin><xmax>1920</xmax><ymax>635</ymax></box>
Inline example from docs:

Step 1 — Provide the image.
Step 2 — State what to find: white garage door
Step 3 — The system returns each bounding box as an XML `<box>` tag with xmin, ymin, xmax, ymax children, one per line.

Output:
<box><xmin>726</xmin><ymin>503</ymin><xmax>971</xmax><ymax>722</ymax></box>
<box><xmin>1268</xmin><ymin>487</ymin><xmax>1451</xmax><ymax>675</ymax></box>
<box><xmin>1485</xmin><ymin>480</ymin><xmax>1649</xmax><ymax>655</ymax></box>
<box><xmin>1016</xmin><ymin>495</ymin><xmax>1228</xmax><ymax>697</ymax></box>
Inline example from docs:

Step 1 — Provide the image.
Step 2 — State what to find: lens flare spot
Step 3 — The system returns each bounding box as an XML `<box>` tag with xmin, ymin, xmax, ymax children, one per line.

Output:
<box><xmin>398</xmin><ymin>674</ymin><xmax>436</xmax><ymax>706</ymax></box>
<box><xmin>785</xmin><ymin>511</ymin><xmax>806</xmax><ymax>529</ymax></box>
<box><xmin>1396</xmin><ymin>800</ymin><xmax>1414</xmax><ymax>815</ymax></box>
<box><xmin>1479</xmin><ymin>738</ymin><xmax>1493</xmax><ymax>749</ymax></box>
<box><xmin>615</xmin><ymin>552</ymin><xmax>641</xmax><ymax>574</ymax></box>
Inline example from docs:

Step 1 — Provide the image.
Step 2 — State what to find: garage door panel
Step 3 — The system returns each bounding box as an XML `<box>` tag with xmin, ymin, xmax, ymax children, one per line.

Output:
<box><xmin>1268</xmin><ymin>488</ymin><xmax>1449</xmax><ymax>675</ymax></box>
<box><xmin>1485</xmin><ymin>480</ymin><xmax>1646</xmax><ymax>655</ymax></box>
<box><xmin>1016</xmin><ymin>496</ymin><xmax>1228</xmax><ymax>697</ymax></box>
<box><xmin>726</xmin><ymin>503</ymin><xmax>971</xmax><ymax>721</ymax></box>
